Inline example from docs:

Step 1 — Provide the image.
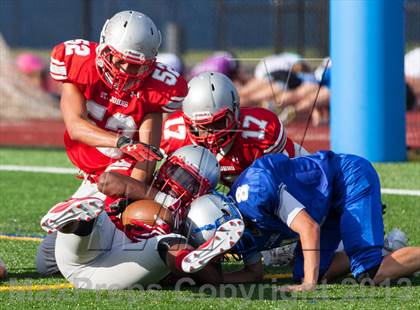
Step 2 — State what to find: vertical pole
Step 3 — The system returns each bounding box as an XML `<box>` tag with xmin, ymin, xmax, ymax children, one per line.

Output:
<box><xmin>273</xmin><ymin>0</ymin><xmax>283</xmax><ymax>53</ymax></box>
<box><xmin>321</xmin><ymin>0</ymin><xmax>329</xmax><ymax>57</ymax></box>
<box><xmin>330</xmin><ymin>0</ymin><xmax>406</xmax><ymax>162</ymax></box>
<box><xmin>296</xmin><ymin>0</ymin><xmax>305</xmax><ymax>56</ymax></box>
<box><xmin>164</xmin><ymin>22</ymin><xmax>183</xmax><ymax>55</ymax></box>
<box><xmin>12</xmin><ymin>0</ymin><xmax>21</xmax><ymax>46</ymax></box>
<box><xmin>81</xmin><ymin>0</ymin><xmax>91</xmax><ymax>40</ymax></box>
<box><xmin>216</xmin><ymin>0</ymin><xmax>226</xmax><ymax>50</ymax></box>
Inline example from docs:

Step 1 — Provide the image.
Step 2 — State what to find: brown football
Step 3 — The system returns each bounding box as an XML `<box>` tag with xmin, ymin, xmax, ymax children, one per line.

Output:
<box><xmin>121</xmin><ymin>199</ymin><xmax>174</xmax><ymax>229</ymax></box>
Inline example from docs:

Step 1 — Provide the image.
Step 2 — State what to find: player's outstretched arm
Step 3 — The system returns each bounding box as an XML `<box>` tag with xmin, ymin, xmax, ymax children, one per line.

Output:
<box><xmin>98</xmin><ymin>171</ymin><xmax>157</xmax><ymax>201</ymax></box>
<box><xmin>130</xmin><ymin>112</ymin><xmax>163</xmax><ymax>182</ymax></box>
<box><xmin>98</xmin><ymin>171</ymin><xmax>177</xmax><ymax>208</ymax></box>
<box><xmin>280</xmin><ymin>209</ymin><xmax>320</xmax><ymax>292</ymax></box>
<box><xmin>60</xmin><ymin>83</ymin><xmax>119</xmax><ymax>147</ymax></box>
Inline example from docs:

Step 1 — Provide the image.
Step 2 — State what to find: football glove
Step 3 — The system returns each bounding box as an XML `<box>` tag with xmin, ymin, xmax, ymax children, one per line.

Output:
<box><xmin>125</xmin><ymin>219</ymin><xmax>171</xmax><ymax>242</ymax></box>
<box><xmin>105</xmin><ymin>198</ymin><xmax>131</xmax><ymax>217</ymax></box>
<box><xmin>117</xmin><ymin>136</ymin><xmax>163</xmax><ymax>162</ymax></box>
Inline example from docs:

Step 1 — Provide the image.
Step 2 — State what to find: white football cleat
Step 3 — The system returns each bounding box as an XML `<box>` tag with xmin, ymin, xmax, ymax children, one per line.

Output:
<box><xmin>182</xmin><ymin>219</ymin><xmax>245</xmax><ymax>273</ymax></box>
<box><xmin>40</xmin><ymin>197</ymin><xmax>104</xmax><ymax>234</ymax></box>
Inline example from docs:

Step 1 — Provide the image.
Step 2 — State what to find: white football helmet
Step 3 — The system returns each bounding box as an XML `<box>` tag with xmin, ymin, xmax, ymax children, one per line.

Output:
<box><xmin>182</xmin><ymin>72</ymin><xmax>240</xmax><ymax>154</ymax></box>
<box><xmin>96</xmin><ymin>10</ymin><xmax>161</xmax><ymax>93</ymax></box>
<box><xmin>183</xmin><ymin>192</ymin><xmax>243</xmax><ymax>247</ymax></box>
<box><xmin>155</xmin><ymin>145</ymin><xmax>220</xmax><ymax>205</ymax></box>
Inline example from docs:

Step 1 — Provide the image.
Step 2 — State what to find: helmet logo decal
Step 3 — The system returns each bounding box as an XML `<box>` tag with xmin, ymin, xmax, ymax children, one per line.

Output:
<box><xmin>191</xmin><ymin>111</ymin><xmax>213</xmax><ymax>121</ymax></box>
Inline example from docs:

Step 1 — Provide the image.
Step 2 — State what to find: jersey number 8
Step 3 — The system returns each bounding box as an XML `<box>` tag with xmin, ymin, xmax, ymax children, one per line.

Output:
<box><xmin>235</xmin><ymin>184</ymin><xmax>250</xmax><ymax>203</ymax></box>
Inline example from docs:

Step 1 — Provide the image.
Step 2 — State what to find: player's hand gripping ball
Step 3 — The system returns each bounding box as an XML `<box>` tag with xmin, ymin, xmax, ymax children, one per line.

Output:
<box><xmin>121</xmin><ymin>200</ymin><xmax>174</xmax><ymax>241</ymax></box>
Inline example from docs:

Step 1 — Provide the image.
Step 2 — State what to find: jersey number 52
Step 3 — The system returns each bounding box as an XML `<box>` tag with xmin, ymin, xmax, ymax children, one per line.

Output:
<box><xmin>64</xmin><ymin>39</ymin><xmax>90</xmax><ymax>56</ymax></box>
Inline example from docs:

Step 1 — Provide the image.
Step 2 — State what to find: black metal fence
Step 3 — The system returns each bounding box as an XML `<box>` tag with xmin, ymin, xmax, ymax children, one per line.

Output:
<box><xmin>215</xmin><ymin>0</ymin><xmax>419</xmax><ymax>55</ymax></box>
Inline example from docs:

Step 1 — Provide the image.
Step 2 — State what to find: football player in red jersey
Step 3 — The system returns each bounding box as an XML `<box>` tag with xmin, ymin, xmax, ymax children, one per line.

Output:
<box><xmin>50</xmin><ymin>10</ymin><xmax>187</xmax><ymax>183</ymax></box>
<box><xmin>160</xmin><ymin>72</ymin><xmax>309</xmax><ymax>187</ymax></box>
<box><xmin>36</xmin><ymin>10</ymin><xmax>187</xmax><ymax>276</ymax></box>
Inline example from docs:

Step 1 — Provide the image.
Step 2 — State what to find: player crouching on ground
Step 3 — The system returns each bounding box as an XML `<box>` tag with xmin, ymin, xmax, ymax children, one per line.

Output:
<box><xmin>36</xmin><ymin>145</ymin><xmax>220</xmax><ymax>277</ymax></box>
<box><xmin>184</xmin><ymin>151</ymin><xmax>420</xmax><ymax>291</ymax></box>
<box><xmin>40</xmin><ymin>145</ymin><xmax>244</xmax><ymax>290</ymax></box>
<box><xmin>40</xmin><ymin>198</ymin><xmax>243</xmax><ymax>290</ymax></box>
<box><xmin>160</xmin><ymin>72</ymin><xmax>309</xmax><ymax>188</ymax></box>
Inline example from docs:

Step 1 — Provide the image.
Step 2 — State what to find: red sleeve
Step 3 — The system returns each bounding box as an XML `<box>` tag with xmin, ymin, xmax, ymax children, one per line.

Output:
<box><xmin>142</xmin><ymin>63</ymin><xmax>188</xmax><ymax>114</ymax></box>
<box><xmin>49</xmin><ymin>40</ymin><xmax>97</xmax><ymax>90</ymax></box>
<box><xmin>283</xmin><ymin>138</ymin><xmax>310</xmax><ymax>158</ymax></box>
<box><xmin>259</xmin><ymin>108</ymin><xmax>287</xmax><ymax>154</ymax></box>
<box><xmin>283</xmin><ymin>137</ymin><xmax>297</xmax><ymax>158</ymax></box>
<box><xmin>160</xmin><ymin>111</ymin><xmax>190</xmax><ymax>155</ymax></box>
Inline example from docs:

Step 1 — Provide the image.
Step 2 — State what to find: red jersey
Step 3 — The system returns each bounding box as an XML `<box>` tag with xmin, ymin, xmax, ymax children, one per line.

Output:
<box><xmin>50</xmin><ymin>39</ymin><xmax>187</xmax><ymax>175</ymax></box>
<box><xmin>161</xmin><ymin>107</ymin><xmax>309</xmax><ymax>186</ymax></box>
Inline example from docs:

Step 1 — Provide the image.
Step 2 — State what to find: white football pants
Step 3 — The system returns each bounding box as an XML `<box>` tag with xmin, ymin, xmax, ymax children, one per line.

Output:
<box><xmin>55</xmin><ymin>212</ymin><xmax>179</xmax><ymax>290</ymax></box>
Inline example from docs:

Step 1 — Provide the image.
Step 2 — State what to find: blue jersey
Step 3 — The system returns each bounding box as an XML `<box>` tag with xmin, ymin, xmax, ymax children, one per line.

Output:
<box><xmin>230</xmin><ymin>151</ymin><xmax>384</xmax><ymax>278</ymax></box>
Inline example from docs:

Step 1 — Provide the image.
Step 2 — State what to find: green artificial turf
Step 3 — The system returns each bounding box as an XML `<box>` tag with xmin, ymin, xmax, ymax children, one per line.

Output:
<box><xmin>0</xmin><ymin>149</ymin><xmax>419</xmax><ymax>309</ymax></box>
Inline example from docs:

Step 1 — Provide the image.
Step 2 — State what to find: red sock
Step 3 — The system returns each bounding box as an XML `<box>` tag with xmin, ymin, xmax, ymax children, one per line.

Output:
<box><xmin>174</xmin><ymin>249</ymin><xmax>192</xmax><ymax>272</ymax></box>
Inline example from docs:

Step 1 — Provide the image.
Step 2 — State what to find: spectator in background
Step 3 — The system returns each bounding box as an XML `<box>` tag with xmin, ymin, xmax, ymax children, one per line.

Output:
<box><xmin>16</xmin><ymin>52</ymin><xmax>62</xmax><ymax>98</ymax></box>
<box><xmin>188</xmin><ymin>51</ymin><xmax>249</xmax><ymax>86</ymax></box>
<box><xmin>405</xmin><ymin>47</ymin><xmax>420</xmax><ymax>110</ymax></box>
<box><xmin>16</xmin><ymin>52</ymin><xmax>46</xmax><ymax>89</ymax></box>
<box><xmin>239</xmin><ymin>53</ymin><xmax>330</xmax><ymax>126</ymax></box>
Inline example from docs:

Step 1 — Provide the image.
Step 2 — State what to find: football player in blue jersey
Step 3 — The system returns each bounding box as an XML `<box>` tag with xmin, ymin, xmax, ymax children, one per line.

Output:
<box><xmin>185</xmin><ymin>151</ymin><xmax>420</xmax><ymax>291</ymax></box>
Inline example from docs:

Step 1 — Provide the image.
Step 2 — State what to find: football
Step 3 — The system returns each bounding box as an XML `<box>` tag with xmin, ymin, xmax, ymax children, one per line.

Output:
<box><xmin>121</xmin><ymin>199</ymin><xmax>174</xmax><ymax>229</ymax></box>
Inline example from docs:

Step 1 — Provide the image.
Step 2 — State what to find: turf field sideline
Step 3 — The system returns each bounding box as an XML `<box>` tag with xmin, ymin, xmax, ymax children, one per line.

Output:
<box><xmin>2</xmin><ymin>164</ymin><xmax>420</xmax><ymax>198</ymax></box>
<box><xmin>0</xmin><ymin>148</ymin><xmax>419</xmax><ymax>309</ymax></box>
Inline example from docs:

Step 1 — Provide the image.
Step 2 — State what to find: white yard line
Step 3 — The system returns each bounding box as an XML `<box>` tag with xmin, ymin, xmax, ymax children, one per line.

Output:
<box><xmin>0</xmin><ymin>165</ymin><xmax>419</xmax><ymax>196</ymax></box>
<box><xmin>380</xmin><ymin>188</ymin><xmax>420</xmax><ymax>197</ymax></box>
<box><xmin>0</xmin><ymin>165</ymin><xmax>78</xmax><ymax>174</ymax></box>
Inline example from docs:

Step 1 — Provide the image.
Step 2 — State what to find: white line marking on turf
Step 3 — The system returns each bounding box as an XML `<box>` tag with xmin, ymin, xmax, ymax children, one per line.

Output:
<box><xmin>381</xmin><ymin>188</ymin><xmax>420</xmax><ymax>197</ymax></box>
<box><xmin>0</xmin><ymin>165</ymin><xmax>78</xmax><ymax>174</ymax></box>
<box><xmin>1</xmin><ymin>165</ymin><xmax>420</xmax><ymax>197</ymax></box>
